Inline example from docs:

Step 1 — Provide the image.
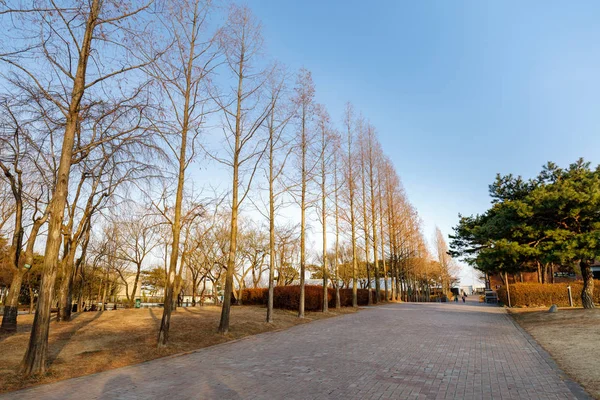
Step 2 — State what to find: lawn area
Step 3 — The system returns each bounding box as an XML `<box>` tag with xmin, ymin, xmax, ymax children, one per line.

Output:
<box><xmin>0</xmin><ymin>305</ymin><xmax>356</xmax><ymax>393</ymax></box>
<box><xmin>510</xmin><ymin>307</ymin><xmax>600</xmax><ymax>399</ymax></box>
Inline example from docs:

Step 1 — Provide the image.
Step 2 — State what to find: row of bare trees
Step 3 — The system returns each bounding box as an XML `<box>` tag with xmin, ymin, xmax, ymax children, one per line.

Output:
<box><xmin>0</xmin><ymin>0</ymin><xmax>458</xmax><ymax>377</ymax></box>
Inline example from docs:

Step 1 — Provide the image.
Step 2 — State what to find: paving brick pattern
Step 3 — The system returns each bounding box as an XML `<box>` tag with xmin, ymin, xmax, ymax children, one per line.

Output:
<box><xmin>0</xmin><ymin>299</ymin><xmax>586</xmax><ymax>400</ymax></box>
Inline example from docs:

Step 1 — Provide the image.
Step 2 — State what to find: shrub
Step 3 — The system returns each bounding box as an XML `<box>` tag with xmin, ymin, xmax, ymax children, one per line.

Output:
<box><xmin>338</xmin><ymin>288</ymin><xmax>373</xmax><ymax>306</ymax></box>
<box><xmin>241</xmin><ymin>288</ymin><xmax>268</xmax><ymax>305</ymax></box>
<box><xmin>240</xmin><ymin>286</ymin><xmax>388</xmax><ymax>310</ymax></box>
<box><xmin>497</xmin><ymin>281</ymin><xmax>600</xmax><ymax>307</ymax></box>
<box><xmin>240</xmin><ymin>285</ymin><xmax>331</xmax><ymax>310</ymax></box>
<box><xmin>273</xmin><ymin>285</ymin><xmax>334</xmax><ymax>311</ymax></box>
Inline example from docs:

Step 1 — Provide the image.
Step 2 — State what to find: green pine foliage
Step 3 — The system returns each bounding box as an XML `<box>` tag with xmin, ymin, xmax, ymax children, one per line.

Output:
<box><xmin>450</xmin><ymin>159</ymin><xmax>600</xmax><ymax>308</ymax></box>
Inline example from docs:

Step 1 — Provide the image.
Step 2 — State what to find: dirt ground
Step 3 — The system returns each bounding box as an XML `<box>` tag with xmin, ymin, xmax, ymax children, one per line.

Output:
<box><xmin>0</xmin><ymin>305</ymin><xmax>356</xmax><ymax>393</ymax></box>
<box><xmin>510</xmin><ymin>307</ymin><xmax>600</xmax><ymax>399</ymax></box>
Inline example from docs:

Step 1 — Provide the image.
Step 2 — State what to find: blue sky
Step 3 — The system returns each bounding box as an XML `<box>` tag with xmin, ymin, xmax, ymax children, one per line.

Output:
<box><xmin>246</xmin><ymin>0</ymin><xmax>600</xmax><ymax>283</ymax></box>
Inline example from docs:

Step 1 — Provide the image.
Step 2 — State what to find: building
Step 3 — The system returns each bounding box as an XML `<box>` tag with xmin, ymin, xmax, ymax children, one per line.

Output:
<box><xmin>114</xmin><ymin>272</ymin><xmax>143</xmax><ymax>302</ymax></box>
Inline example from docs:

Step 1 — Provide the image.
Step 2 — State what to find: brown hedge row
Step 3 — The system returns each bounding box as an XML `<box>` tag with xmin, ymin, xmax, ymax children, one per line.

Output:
<box><xmin>496</xmin><ymin>281</ymin><xmax>600</xmax><ymax>307</ymax></box>
<box><xmin>240</xmin><ymin>286</ymin><xmax>385</xmax><ymax>310</ymax></box>
<box><xmin>241</xmin><ymin>288</ymin><xmax>268</xmax><ymax>305</ymax></box>
<box><xmin>339</xmin><ymin>288</ymin><xmax>387</xmax><ymax>305</ymax></box>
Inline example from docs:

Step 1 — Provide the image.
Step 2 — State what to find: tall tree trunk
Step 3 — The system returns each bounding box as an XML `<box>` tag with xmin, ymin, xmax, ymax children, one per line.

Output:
<box><xmin>172</xmin><ymin>255</ymin><xmax>187</xmax><ymax>311</ymax></box>
<box><xmin>266</xmin><ymin>129</ymin><xmax>275</xmax><ymax>322</ymax></box>
<box><xmin>401</xmin><ymin>278</ymin><xmax>406</xmax><ymax>301</ymax></box>
<box><xmin>57</xmin><ymin>249</ymin><xmax>76</xmax><ymax>322</ymax></box>
<box><xmin>191</xmin><ymin>278</ymin><xmax>197</xmax><ymax>307</ymax></box>
<box><xmin>366</xmin><ymin>261</ymin><xmax>372</xmax><ymax>305</ymax></box>
<box><xmin>20</xmin><ymin>1</ymin><xmax>100</xmax><ymax>376</ymax></box>
<box><xmin>367</xmin><ymin>126</ymin><xmax>381</xmax><ymax>303</ymax></box>
<box><xmin>361</xmin><ymin>148</ymin><xmax>372</xmax><ymax>306</ymax></box>
<box><xmin>369</xmin><ymin>156</ymin><xmax>380</xmax><ymax>303</ymax></box>
<box><xmin>321</xmin><ymin>128</ymin><xmax>328</xmax><ymax>313</ymax></box>
<box><xmin>333</xmin><ymin>151</ymin><xmax>341</xmax><ymax>309</ymax></box>
<box><xmin>218</xmin><ymin>46</ymin><xmax>244</xmax><ymax>333</ymax></box>
<box><xmin>298</xmin><ymin>108</ymin><xmax>307</xmax><ymax>319</ymax></box>
<box><xmin>395</xmin><ymin>264</ymin><xmax>401</xmax><ymax>301</ymax></box>
<box><xmin>347</xmin><ymin>126</ymin><xmax>358</xmax><ymax>308</ymax></box>
<box><xmin>0</xmin><ymin>164</ymin><xmax>24</xmax><ymax>333</ymax></box>
<box><xmin>378</xmin><ymin>179</ymin><xmax>388</xmax><ymax>302</ymax></box>
<box><xmin>101</xmin><ymin>269</ymin><xmax>108</xmax><ymax>312</ymax></box>
<box><xmin>130</xmin><ymin>263</ymin><xmax>141</xmax><ymax>308</ymax></box>
<box><xmin>1</xmin><ymin>269</ymin><xmax>24</xmax><ymax>333</ymax></box>
<box><xmin>158</xmin><ymin>7</ymin><xmax>198</xmax><ymax>342</ymax></box>
<box><xmin>542</xmin><ymin>263</ymin><xmax>547</xmax><ymax>284</ymax></box>
<box><xmin>219</xmin><ymin>175</ymin><xmax>238</xmax><ymax>332</ymax></box>
<box><xmin>73</xmin><ymin>229</ymin><xmax>90</xmax><ymax>315</ymax></box>
<box><xmin>580</xmin><ymin>260</ymin><xmax>595</xmax><ymax>309</ymax></box>
<box><xmin>77</xmin><ymin>284</ymin><xmax>83</xmax><ymax>314</ymax></box>
<box><xmin>265</xmin><ymin>109</ymin><xmax>278</xmax><ymax>319</ymax></box>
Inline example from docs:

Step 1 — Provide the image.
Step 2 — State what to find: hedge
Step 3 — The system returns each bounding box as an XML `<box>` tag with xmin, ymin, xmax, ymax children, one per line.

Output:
<box><xmin>497</xmin><ymin>281</ymin><xmax>600</xmax><ymax>307</ymax></box>
<box><xmin>240</xmin><ymin>286</ymin><xmax>386</xmax><ymax>310</ymax></box>
<box><xmin>241</xmin><ymin>288</ymin><xmax>268</xmax><ymax>305</ymax></box>
<box><xmin>340</xmin><ymin>288</ymin><xmax>387</xmax><ymax>305</ymax></box>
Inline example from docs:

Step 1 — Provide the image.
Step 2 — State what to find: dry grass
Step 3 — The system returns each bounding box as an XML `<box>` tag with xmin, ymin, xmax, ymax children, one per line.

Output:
<box><xmin>0</xmin><ymin>305</ymin><xmax>356</xmax><ymax>393</ymax></box>
<box><xmin>510</xmin><ymin>307</ymin><xmax>600</xmax><ymax>399</ymax></box>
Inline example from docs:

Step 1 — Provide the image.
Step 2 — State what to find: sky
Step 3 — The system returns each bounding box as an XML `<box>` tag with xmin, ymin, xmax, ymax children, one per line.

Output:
<box><xmin>240</xmin><ymin>0</ymin><xmax>600</xmax><ymax>285</ymax></box>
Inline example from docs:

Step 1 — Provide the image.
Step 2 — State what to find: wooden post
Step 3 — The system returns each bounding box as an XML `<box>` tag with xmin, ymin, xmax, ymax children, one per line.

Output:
<box><xmin>504</xmin><ymin>271</ymin><xmax>511</xmax><ymax>308</ymax></box>
<box><xmin>567</xmin><ymin>285</ymin><xmax>573</xmax><ymax>307</ymax></box>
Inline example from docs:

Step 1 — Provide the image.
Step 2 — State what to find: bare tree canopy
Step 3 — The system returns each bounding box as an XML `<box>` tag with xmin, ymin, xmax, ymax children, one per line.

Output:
<box><xmin>0</xmin><ymin>1</ymin><xmax>433</xmax><ymax>381</ymax></box>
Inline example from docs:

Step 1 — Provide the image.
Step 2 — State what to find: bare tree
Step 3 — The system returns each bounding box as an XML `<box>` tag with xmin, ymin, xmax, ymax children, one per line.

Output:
<box><xmin>211</xmin><ymin>5</ymin><xmax>272</xmax><ymax>334</ymax></box>
<box><xmin>342</xmin><ymin>103</ymin><xmax>359</xmax><ymax>307</ymax></box>
<box><xmin>113</xmin><ymin>204</ymin><xmax>160</xmax><ymax>307</ymax></box>
<box><xmin>238</xmin><ymin>222</ymin><xmax>268</xmax><ymax>291</ymax></box>
<box><xmin>382</xmin><ymin>157</ymin><xmax>401</xmax><ymax>300</ymax></box>
<box><xmin>332</xmin><ymin>132</ymin><xmax>343</xmax><ymax>309</ymax></box>
<box><xmin>358</xmin><ymin>120</ymin><xmax>373</xmax><ymax>305</ymax></box>
<box><xmin>275</xmin><ymin>223</ymin><xmax>300</xmax><ymax>286</ymax></box>
<box><xmin>173</xmin><ymin>199</ymin><xmax>207</xmax><ymax>308</ymax></box>
<box><xmin>0</xmin><ymin>0</ymin><xmax>159</xmax><ymax>375</ymax></box>
<box><xmin>434</xmin><ymin>226</ymin><xmax>459</xmax><ymax>296</ymax></box>
<box><xmin>377</xmin><ymin>155</ymin><xmax>389</xmax><ymax>301</ymax></box>
<box><xmin>263</xmin><ymin>67</ymin><xmax>293</xmax><ymax>323</ymax></box>
<box><xmin>184</xmin><ymin>200</ymin><xmax>225</xmax><ymax>306</ymax></box>
<box><xmin>57</xmin><ymin>134</ymin><xmax>149</xmax><ymax>323</ymax></box>
<box><xmin>315</xmin><ymin>104</ymin><xmax>334</xmax><ymax>312</ymax></box>
<box><xmin>144</xmin><ymin>0</ymin><xmax>217</xmax><ymax>346</ymax></box>
<box><xmin>0</xmin><ymin>98</ymin><xmax>26</xmax><ymax>332</ymax></box>
<box><xmin>291</xmin><ymin>69</ymin><xmax>318</xmax><ymax>318</ymax></box>
<box><xmin>364</xmin><ymin>124</ymin><xmax>382</xmax><ymax>302</ymax></box>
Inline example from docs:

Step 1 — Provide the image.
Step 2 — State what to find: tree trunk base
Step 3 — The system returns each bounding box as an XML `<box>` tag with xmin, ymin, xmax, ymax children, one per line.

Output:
<box><xmin>1</xmin><ymin>306</ymin><xmax>18</xmax><ymax>333</ymax></box>
<box><xmin>582</xmin><ymin>293</ymin><xmax>595</xmax><ymax>309</ymax></box>
<box><xmin>581</xmin><ymin>260</ymin><xmax>595</xmax><ymax>310</ymax></box>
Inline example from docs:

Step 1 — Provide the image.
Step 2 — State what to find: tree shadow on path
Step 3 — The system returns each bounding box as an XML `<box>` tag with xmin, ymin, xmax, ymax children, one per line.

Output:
<box><xmin>99</xmin><ymin>374</ymin><xmax>135</xmax><ymax>400</ymax></box>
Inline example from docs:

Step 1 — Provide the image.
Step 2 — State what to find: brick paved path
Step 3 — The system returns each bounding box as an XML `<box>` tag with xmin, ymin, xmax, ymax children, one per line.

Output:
<box><xmin>0</xmin><ymin>299</ymin><xmax>588</xmax><ymax>400</ymax></box>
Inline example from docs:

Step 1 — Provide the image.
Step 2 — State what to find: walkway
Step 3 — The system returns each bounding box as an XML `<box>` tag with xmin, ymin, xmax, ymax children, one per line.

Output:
<box><xmin>0</xmin><ymin>299</ymin><xmax>588</xmax><ymax>400</ymax></box>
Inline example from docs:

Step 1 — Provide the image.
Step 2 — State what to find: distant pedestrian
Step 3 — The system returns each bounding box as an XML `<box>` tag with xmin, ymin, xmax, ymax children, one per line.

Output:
<box><xmin>462</xmin><ymin>294</ymin><xmax>466</xmax><ymax>303</ymax></box>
